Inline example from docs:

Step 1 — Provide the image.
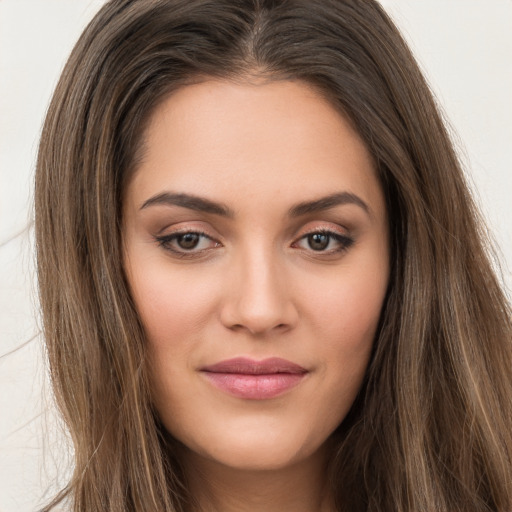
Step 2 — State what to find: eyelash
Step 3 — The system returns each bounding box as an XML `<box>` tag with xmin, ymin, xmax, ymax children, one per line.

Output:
<box><xmin>155</xmin><ymin>230</ymin><xmax>219</xmax><ymax>258</ymax></box>
<box><xmin>292</xmin><ymin>229</ymin><xmax>354</xmax><ymax>255</ymax></box>
<box><xmin>155</xmin><ymin>228</ymin><xmax>354</xmax><ymax>258</ymax></box>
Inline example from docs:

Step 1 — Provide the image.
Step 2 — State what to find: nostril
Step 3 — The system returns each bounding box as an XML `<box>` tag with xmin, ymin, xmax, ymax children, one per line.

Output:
<box><xmin>224</xmin><ymin>320</ymin><xmax>292</xmax><ymax>336</ymax></box>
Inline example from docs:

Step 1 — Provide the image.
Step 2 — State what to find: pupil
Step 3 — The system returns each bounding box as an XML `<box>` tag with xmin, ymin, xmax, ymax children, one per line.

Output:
<box><xmin>178</xmin><ymin>233</ymin><xmax>200</xmax><ymax>249</ymax></box>
<box><xmin>308</xmin><ymin>233</ymin><xmax>329</xmax><ymax>251</ymax></box>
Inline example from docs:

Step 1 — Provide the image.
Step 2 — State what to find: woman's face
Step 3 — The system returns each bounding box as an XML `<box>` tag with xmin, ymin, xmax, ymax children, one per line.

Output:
<box><xmin>123</xmin><ymin>80</ymin><xmax>389</xmax><ymax>471</ymax></box>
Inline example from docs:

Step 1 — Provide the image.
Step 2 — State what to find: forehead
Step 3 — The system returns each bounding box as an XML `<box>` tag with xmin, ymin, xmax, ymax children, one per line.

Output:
<box><xmin>127</xmin><ymin>79</ymin><xmax>383</xmax><ymax>215</ymax></box>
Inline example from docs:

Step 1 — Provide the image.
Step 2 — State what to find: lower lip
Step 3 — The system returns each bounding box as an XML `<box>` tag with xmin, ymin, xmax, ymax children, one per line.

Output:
<box><xmin>202</xmin><ymin>372</ymin><xmax>306</xmax><ymax>399</ymax></box>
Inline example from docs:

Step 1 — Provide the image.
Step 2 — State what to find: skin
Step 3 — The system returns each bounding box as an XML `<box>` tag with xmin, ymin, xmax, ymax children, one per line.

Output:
<box><xmin>123</xmin><ymin>79</ymin><xmax>390</xmax><ymax>512</ymax></box>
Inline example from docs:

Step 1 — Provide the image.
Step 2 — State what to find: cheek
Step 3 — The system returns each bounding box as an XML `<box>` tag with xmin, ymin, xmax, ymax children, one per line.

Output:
<box><xmin>304</xmin><ymin>254</ymin><xmax>388</xmax><ymax>399</ymax></box>
<box><xmin>308</xmin><ymin>257</ymin><xmax>388</xmax><ymax>350</ymax></box>
<box><xmin>129</xmin><ymin>260</ymin><xmax>218</xmax><ymax>348</ymax></box>
<box><xmin>126</xmin><ymin>261</ymin><xmax>219</xmax><ymax>412</ymax></box>
<box><xmin>125</xmin><ymin>255</ymin><xmax>225</xmax><ymax>412</ymax></box>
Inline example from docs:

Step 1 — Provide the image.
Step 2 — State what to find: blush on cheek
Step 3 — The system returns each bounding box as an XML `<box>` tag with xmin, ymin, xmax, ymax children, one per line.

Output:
<box><xmin>130</xmin><ymin>264</ymin><xmax>215</xmax><ymax>343</ymax></box>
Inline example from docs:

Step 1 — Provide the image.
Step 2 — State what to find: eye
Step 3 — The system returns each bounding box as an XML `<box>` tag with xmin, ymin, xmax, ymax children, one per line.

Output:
<box><xmin>155</xmin><ymin>230</ymin><xmax>220</xmax><ymax>255</ymax></box>
<box><xmin>174</xmin><ymin>232</ymin><xmax>203</xmax><ymax>250</ymax></box>
<box><xmin>294</xmin><ymin>230</ymin><xmax>354</xmax><ymax>254</ymax></box>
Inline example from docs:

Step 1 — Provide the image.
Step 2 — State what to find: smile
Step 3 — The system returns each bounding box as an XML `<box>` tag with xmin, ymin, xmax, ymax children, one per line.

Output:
<box><xmin>200</xmin><ymin>357</ymin><xmax>308</xmax><ymax>400</ymax></box>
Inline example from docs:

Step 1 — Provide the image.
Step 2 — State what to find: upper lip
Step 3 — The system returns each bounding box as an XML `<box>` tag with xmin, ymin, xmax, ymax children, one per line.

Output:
<box><xmin>200</xmin><ymin>357</ymin><xmax>308</xmax><ymax>375</ymax></box>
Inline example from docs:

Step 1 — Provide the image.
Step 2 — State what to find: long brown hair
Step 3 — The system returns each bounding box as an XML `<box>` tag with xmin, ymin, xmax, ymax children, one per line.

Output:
<box><xmin>35</xmin><ymin>0</ymin><xmax>512</xmax><ymax>510</ymax></box>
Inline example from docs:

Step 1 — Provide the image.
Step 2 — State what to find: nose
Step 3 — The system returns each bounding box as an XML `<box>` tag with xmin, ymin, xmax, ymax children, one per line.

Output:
<box><xmin>219</xmin><ymin>247</ymin><xmax>298</xmax><ymax>336</ymax></box>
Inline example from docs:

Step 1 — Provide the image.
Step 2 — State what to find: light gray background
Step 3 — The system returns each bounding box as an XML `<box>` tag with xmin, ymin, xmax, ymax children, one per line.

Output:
<box><xmin>1</xmin><ymin>1</ymin><xmax>511</xmax><ymax>510</ymax></box>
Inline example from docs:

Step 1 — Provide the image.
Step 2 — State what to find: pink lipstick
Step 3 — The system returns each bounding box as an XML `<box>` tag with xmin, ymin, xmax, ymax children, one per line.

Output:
<box><xmin>200</xmin><ymin>357</ymin><xmax>307</xmax><ymax>400</ymax></box>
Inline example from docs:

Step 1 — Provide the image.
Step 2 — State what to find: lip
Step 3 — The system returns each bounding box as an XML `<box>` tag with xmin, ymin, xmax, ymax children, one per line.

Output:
<box><xmin>200</xmin><ymin>357</ymin><xmax>308</xmax><ymax>400</ymax></box>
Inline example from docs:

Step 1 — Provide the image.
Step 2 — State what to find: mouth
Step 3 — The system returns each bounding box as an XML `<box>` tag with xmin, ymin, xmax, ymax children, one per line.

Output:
<box><xmin>200</xmin><ymin>357</ymin><xmax>308</xmax><ymax>400</ymax></box>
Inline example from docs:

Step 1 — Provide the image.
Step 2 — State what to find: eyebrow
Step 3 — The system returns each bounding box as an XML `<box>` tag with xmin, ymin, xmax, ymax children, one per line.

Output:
<box><xmin>140</xmin><ymin>191</ymin><xmax>370</xmax><ymax>218</ymax></box>
<box><xmin>140</xmin><ymin>192</ymin><xmax>234</xmax><ymax>217</ymax></box>
<box><xmin>288</xmin><ymin>192</ymin><xmax>370</xmax><ymax>217</ymax></box>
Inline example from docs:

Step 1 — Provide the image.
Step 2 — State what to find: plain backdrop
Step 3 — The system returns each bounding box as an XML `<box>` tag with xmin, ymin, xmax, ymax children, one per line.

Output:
<box><xmin>1</xmin><ymin>1</ymin><xmax>511</xmax><ymax>510</ymax></box>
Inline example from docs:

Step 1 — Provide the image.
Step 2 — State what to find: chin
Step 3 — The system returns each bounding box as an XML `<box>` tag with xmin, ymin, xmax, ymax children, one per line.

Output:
<box><xmin>176</xmin><ymin>419</ymin><xmax>329</xmax><ymax>473</ymax></box>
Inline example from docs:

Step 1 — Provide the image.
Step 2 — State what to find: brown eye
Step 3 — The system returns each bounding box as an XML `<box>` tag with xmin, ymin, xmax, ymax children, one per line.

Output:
<box><xmin>307</xmin><ymin>233</ymin><xmax>330</xmax><ymax>251</ymax></box>
<box><xmin>177</xmin><ymin>233</ymin><xmax>200</xmax><ymax>250</ymax></box>
<box><xmin>294</xmin><ymin>230</ymin><xmax>355</xmax><ymax>255</ymax></box>
<box><xmin>155</xmin><ymin>231</ymin><xmax>220</xmax><ymax>255</ymax></box>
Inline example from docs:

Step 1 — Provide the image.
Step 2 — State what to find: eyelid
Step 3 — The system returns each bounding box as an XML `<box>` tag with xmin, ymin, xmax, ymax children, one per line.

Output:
<box><xmin>153</xmin><ymin>218</ymin><xmax>221</xmax><ymax>239</ymax></box>
<box><xmin>293</xmin><ymin>221</ymin><xmax>350</xmax><ymax>240</ymax></box>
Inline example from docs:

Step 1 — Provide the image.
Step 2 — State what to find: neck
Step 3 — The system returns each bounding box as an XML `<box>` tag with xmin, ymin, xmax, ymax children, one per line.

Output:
<box><xmin>181</xmin><ymin>445</ymin><xmax>333</xmax><ymax>512</ymax></box>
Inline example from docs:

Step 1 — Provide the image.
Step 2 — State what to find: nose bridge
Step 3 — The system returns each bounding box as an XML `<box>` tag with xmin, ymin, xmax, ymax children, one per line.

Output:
<box><xmin>221</xmin><ymin>240</ymin><xmax>296</xmax><ymax>335</ymax></box>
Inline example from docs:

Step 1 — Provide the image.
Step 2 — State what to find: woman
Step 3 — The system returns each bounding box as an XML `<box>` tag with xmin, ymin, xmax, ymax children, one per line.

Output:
<box><xmin>35</xmin><ymin>0</ymin><xmax>512</xmax><ymax>510</ymax></box>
